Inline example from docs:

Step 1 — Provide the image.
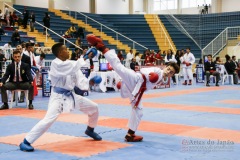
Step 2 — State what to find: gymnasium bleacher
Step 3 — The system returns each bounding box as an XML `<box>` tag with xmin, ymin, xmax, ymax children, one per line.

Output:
<box><xmin>0</xmin><ymin>28</ymin><xmax>36</xmax><ymax>46</ymax></box>
<box><xmin>13</xmin><ymin>5</ymin><xmax>120</xmax><ymax>54</ymax></box>
<box><xmin>159</xmin><ymin>15</ymin><xmax>202</xmax><ymax>58</ymax></box>
<box><xmin>99</xmin><ymin>14</ymin><xmax>159</xmax><ymax>53</ymax></box>
<box><xmin>1</xmin><ymin>5</ymin><xmax>239</xmax><ymax>60</ymax></box>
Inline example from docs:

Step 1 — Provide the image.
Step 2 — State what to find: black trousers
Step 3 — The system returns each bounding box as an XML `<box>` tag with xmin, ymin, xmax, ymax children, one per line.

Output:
<box><xmin>1</xmin><ymin>82</ymin><xmax>33</xmax><ymax>103</ymax></box>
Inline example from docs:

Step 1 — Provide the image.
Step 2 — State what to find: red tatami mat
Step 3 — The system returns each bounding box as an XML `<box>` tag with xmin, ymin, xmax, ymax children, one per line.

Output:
<box><xmin>98</xmin><ymin>118</ymin><xmax>240</xmax><ymax>143</ymax></box>
<box><xmin>0</xmin><ymin>132</ymin><xmax>131</xmax><ymax>157</ymax></box>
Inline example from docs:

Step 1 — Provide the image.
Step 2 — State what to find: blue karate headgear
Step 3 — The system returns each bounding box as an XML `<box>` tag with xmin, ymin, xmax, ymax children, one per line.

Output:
<box><xmin>83</xmin><ymin>48</ymin><xmax>98</xmax><ymax>59</ymax></box>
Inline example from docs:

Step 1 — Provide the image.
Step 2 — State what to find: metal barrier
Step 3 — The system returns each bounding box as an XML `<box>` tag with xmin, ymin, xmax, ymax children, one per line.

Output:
<box><xmin>202</xmin><ymin>26</ymin><xmax>240</xmax><ymax>57</ymax></box>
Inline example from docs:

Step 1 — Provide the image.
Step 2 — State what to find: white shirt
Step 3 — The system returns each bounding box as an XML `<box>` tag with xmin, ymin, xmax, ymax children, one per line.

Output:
<box><xmin>35</xmin><ymin>56</ymin><xmax>45</xmax><ymax>70</ymax></box>
<box><xmin>3</xmin><ymin>43</ymin><xmax>11</xmax><ymax>50</ymax></box>
<box><xmin>125</xmin><ymin>52</ymin><xmax>134</xmax><ymax>68</ymax></box>
<box><xmin>14</xmin><ymin>61</ymin><xmax>23</xmax><ymax>82</ymax></box>
<box><xmin>164</xmin><ymin>54</ymin><xmax>177</xmax><ymax>63</ymax></box>
<box><xmin>136</xmin><ymin>55</ymin><xmax>141</xmax><ymax>66</ymax></box>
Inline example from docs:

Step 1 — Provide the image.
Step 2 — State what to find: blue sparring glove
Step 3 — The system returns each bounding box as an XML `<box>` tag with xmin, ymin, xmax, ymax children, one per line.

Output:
<box><xmin>83</xmin><ymin>48</ymin><xmax>98</xmax><ymax>59</ymax></box>
<box><xmin>90</xmin><ymin>75</ymin><xmax>102</xmax><ymax>84</ymax></box>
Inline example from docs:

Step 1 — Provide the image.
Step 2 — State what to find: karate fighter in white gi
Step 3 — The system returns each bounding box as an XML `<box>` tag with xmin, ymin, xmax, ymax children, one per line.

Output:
<box><xmin>181</xmin><ymin>47</ymin><xmax>195</xmax><ymax>85</ymax></box>
<box><xmin>19</xmin><ymin>43</ymin><xmax>102</xmax><ymax>152</ymax></box>
<box><xmin>86</xmin><ymin>34</ymin><xmax>179</xmax><ymax>142</ymax></box>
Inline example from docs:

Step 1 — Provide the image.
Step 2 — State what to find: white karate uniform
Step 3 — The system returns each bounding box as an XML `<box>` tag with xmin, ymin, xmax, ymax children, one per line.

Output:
<box><xmin>35</xmin><ymin>56</ymin><xmax>45</xmax><ymax>84</ymax></box>
<box><xmin>25</xmin><ymin>58</ymin><xmax>99</xmax><ymax>144</ymax></box>
<box><xmin>182</xmin><ymin>52</ymin><xmax>195</xmax><ymax>81</ymax></box>
<box><xmin>105</xmin><ymin>49</ymin><xmax>164</xmax><ymax>131</ymax></box>
<box><xmin>35</xmin><ymin>56</ymin><xmax>45</xmax><ymax>70</ymax></box>
<box><xmin>135</xmin><ymin>55</ymin><xmax>141</xmax><ymax>66</ymax></box>
<box><xmin>125</xmin><ymin>52</ymin><xmax>133</xmax><ymax>69</ymax></box>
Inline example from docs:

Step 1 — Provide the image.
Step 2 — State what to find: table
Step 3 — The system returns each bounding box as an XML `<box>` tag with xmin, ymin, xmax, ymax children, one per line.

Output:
<box><xmin>89</xmin><ymin>71</ymin><xmax>121</xmax><ymax>92</ymax></box>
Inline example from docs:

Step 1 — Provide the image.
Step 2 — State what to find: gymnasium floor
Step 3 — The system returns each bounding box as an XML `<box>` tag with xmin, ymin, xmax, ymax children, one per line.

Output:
<box><xmin>0</xmin><ymin>82</ymin><xmax>239</xmax><ymax>160</ymax></box>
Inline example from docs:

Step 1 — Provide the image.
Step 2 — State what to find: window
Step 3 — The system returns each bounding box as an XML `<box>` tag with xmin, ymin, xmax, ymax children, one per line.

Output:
<box><xmin>153</xmin><ymin>0</ymin><xmax>161</xmax><ymax>11</ymax></box>
<box><xmin>167</xmin><ymin>0</ymin><xmax>177</xmax><ymax>10</ymax></box>
<box><xmin>153</xmin><ymin>0</ymin><xmax>177</xmax><ymax>11</ymax></box>
<box><xmin>182</xmin><ymin>0</ymin><xmax>211</xmax><ymax>8</ymax></box>
<box><xmin>160</xmin><ymin>0</ymin><xmax>167</xmax><ymax>10</ymax></box>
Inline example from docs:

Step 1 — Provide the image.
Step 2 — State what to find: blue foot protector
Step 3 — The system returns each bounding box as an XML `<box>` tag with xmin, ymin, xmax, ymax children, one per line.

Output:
<box><xmin>19</xmin><ymin>138</ymin><xmax>34</xmax><ymax>152</ymax></box>
<box><xmin>85</xmin><ymin>129</ymin><xmax>102</xmax><ymax>141</ymax></box>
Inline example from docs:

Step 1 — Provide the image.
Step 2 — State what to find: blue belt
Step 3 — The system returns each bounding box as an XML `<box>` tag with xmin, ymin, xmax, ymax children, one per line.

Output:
<box><xmin>53</xmin><ymin>87</ymin><xmax>75</xmax><ymax>106</ymax></box>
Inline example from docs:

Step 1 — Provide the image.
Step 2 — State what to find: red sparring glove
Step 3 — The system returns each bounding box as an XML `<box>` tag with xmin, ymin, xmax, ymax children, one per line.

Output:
<box><xmin>86</xmin><ymin>34</ymin><xmax>109</xmax><ymax>54</ymax></box>
<box><xmin>182</xmin><ymin>61</ymin><xmax>186</xmax><ymax>64</ymax></box>
<box><xmin>149</xmin><ymin>72</ymin><xmax>159</xmax><ymax>83</ymax></box>
<box><xmin>116</xmin><ymin>81</ymin><xmax>121</xmax><ymax>89</ymax></box>
<box><xmin>186</xmin><ymin>62</ymin><xmax>191</xmax><ymax>66</ymax></box>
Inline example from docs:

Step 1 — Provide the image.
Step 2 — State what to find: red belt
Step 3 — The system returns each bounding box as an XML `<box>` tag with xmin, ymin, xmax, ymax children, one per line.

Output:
<box><xmin>132</xmin><ymin>74</ymin><xmax>147</xmax><ymax>108</ymax></box>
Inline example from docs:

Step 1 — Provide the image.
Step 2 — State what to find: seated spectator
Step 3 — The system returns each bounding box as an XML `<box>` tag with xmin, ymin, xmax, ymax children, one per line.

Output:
<box><xmin>232</xmin><ymin>55</ymin><xmax>240</xmax><ymax>79</ymax></box>
<box><xmin>64</xmin><ymin>29</ymin><xmax>71</xmax><ymax>38</ymax></box>
<box><xmin>77</xmin><ymin>26</ymin><xmax>84</xmax><ymax>39</ymax></box>
<box><xmin>214</xmin><ymin>56</ymin><xmax>224</xmax><ymax>65</ymax></box>
<box><xmin>232</xmin><ymin>56</ymin><xmax>239</xmax><ymax>70</ymax></box>
<box><xmin>224</xmin><ymin>54</ymin><xmax>239</xmax><ymax>84</ymax></box>
<box><xmin>11</xmin><ymin>29</ymin><xmax>21</xmax><ymax>47</ymax></box>
<box><xmin>11</xmin><ymin>11</ymin><xmax>19</xmax><ymax>26</ymax></box>
<box><xmin>69</xmin><ymin>24</ymin><xmax>77</xmax><ymax>38</ymax></box>
<box><xmin>204</xmin><ymin>54</ymin><xmax>220</xmax><ymax>87</ymax></box>
<box><xmin>75</xmin><ymin>37</ymin><xmax>82</xmax><ymax>47</ymax></box>
<box><xmin>0</xmin><ymin>50</ymin><xmax>34</xmax><ymax>110</ymax></box>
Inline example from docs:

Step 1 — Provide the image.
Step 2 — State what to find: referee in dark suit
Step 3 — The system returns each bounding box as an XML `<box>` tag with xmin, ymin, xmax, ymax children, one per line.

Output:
<box><xmin>0</xmin><ymin>50</ymin><xmax>34</xmax><ymax>110</ymax></box>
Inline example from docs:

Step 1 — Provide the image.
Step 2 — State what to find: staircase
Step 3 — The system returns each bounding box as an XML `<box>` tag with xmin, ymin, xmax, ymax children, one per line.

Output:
<box><xmin>20</xmin><ymin>28</ymin><xmax>56</xmax><ymax>47</ymax></box>
<box><xmin>49</xmin><ymin>9</ymin><xmax>131</xmax><ymax>53</ymax></box>
<box><xmin>144</xmin><ymin>14</ymin><xmax>176</xmax><ymax>52</ymax></box>
<box><xmin>218</xmin><ymin>37</ymin><xmax>240</xmax><ymax>59</ymax></box>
